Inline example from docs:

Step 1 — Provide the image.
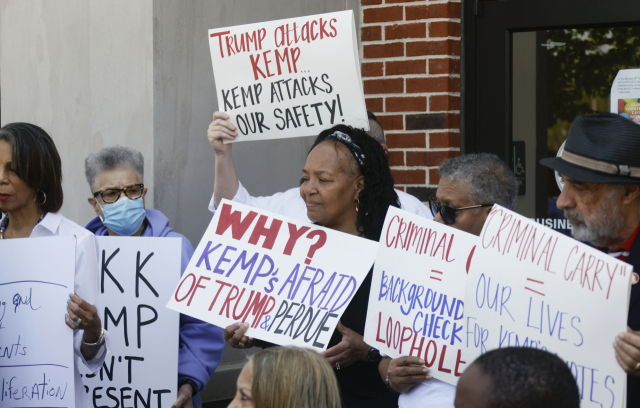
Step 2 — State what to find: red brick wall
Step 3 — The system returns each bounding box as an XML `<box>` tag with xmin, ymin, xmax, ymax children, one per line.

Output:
<box><xmin>360</xmin><ymin>0</ymin><xmax>461</xmax><ymax>200</ymax></box>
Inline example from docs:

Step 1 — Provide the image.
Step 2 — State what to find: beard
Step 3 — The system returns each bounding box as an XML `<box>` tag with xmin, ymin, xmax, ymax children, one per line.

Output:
<box><xmin>563</xmin><ymin>195</ymin><xmax>625</xmax><ymax>248</ymax></box>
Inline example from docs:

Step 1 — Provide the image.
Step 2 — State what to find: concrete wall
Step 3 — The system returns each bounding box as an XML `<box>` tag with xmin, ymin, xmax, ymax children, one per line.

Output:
<box><xmin>0</xmin><ymin>0</ymin><xmax>154</xmax><ymax>223</ymax></box>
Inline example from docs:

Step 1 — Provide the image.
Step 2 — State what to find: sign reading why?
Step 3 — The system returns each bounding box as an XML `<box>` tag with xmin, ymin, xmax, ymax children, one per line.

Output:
<box><xmin>464</xmin><ymin>205</ymin><xmax>631</xmax><ymax>408</ymax></box>
<box><xmin>167</xmin><ymin>199</ymin><xmax>377</xmax><ymax>351</ymax></box>
<box><xmin>81</xmin><ymin>238</ymin><xmax>180</xmax><ymax>408</ymax></box>
<box><xmin>363</xmin><ymin>207</ymin><xmax>478</xmax><ymax>385</ymax></box>
<box><xmin>0</xmin><ymin>237</ymin><xmax>75</xmax><ymax>408</ymax></box>
<box><xmin>208</xmin><ymin>10</ymin><xmax>368</xmax><ymax>142</ymax></box>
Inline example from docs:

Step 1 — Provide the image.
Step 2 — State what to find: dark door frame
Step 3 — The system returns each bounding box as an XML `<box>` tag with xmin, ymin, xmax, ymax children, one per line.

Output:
<box><xmin>462</xmin><ymin>0</ymin><xmax>640</xmax><ymax>156</ymax></box>
<box><xmin>462</xmin><ymin>0</ymin><xmax>640</xmax><ymax>217</ymax></box>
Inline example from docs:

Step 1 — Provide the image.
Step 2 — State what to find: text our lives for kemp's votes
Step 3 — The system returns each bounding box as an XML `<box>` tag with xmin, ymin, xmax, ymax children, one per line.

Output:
<box><xmin>167</xmin><ymin>200</ymin><xmax>378</xmax><ymax>351</ymax></box>
<box><xmin>208</xmin><ymin>10</ymin><xmax>368</xmax><ymax>142</ymax></box>
<box><xmin>465</xmin><ymin>205</ymin><xmax>631</xmax><ymax>408</ymax></box>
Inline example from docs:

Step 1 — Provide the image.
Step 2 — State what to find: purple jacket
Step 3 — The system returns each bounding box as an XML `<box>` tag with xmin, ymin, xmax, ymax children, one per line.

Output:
<box><xmin>86</xmin><ymin>209</ymin><xmax>224</xmax><ymax>408</ymax></box>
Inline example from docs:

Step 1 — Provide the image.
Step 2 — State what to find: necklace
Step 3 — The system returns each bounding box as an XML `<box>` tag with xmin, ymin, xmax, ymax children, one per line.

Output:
<box><xmin>0</xmin><ymin>212</ymin><xmax>46</xmax><ymax>240</ymax></box>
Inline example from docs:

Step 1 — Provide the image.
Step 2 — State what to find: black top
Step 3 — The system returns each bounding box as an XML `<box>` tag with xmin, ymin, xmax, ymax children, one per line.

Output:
<box><xmin>625</xmin><ymin>233</ymin><xmax>640</xmax><ymax>408</ymax></box>
<box><xmin>328</xmin><ymin>267</ymin><xmax>399</xmax><ymax>408</ymax></box>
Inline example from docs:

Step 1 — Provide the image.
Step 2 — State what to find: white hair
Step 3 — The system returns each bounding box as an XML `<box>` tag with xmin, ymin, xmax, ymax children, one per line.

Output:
<box><xmin>438</xmin><ymin>153</ymin><xmax>519</xmax><ymax>210</ymax></box>
<box><xmin>85</xmin><ymin>146</ymin><xmax>144</xmax><ymax>190</ymax></box>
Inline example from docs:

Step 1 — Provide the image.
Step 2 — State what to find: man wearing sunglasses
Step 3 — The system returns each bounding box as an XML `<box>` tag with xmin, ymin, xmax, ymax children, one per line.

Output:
<box><xmin>380</xmin><ymin>153</ymin><xmax>518</xmax><ymax>408</ymax></box>
<box><xmin>83</xmin><ymin>146</ymin><xmax>224</xmax><ymax>408</ymax></box>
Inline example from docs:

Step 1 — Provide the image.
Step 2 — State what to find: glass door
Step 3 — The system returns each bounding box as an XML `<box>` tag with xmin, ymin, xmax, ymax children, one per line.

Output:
<box><xmin>512</xmin><ymin>27</ymin><xmax>640</xmax><ymax>234</ymax></box>
<box><xmin>463</xmin><ymin>0</ymin><xmax>640</xmax><ymax>231</ymax></box>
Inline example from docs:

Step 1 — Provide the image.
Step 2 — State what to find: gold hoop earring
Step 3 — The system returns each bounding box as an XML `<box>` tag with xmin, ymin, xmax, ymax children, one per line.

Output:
<box><xmin>34</xmin><ymin>190</ymin><xmax>47</xmax><ymax>206</ymax></box>
<box><xmin>356</xmin><ymin>199</ymin><xmax>360</xmax><ymax>212</ymax></box>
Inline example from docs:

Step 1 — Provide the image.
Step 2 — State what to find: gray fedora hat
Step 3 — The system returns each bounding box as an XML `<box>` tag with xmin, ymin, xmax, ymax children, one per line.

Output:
<box><xmin>540</xmin><ymin>113</ymin><xmax>640</xmax><ymax>184</ymax></box>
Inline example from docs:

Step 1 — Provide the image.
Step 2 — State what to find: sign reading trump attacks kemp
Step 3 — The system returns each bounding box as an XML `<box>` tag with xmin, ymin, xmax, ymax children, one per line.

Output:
<box><xmin>464</xmin><ymin>205</ymin><xmax>631</xmax><ymax>408</ymax></box>
<box><xmin>363</xmin><ymin>207</ymin><xmax>478</xmax><ymax>386</ymax></box>
<box><xmin>0</xmin><ymin>237</ymin><xmax>76</xmax><ymax>408</ymax></box>
<box><xmin>81</xmin><ymin>238</ymin><xmax>181</xmax><ymax>408</ymax></box>
<box><xmin>208</xmin><ymin>10</ymin><xmax>368</xmax><ymax>142</ymax></box>
<box><xmin>167</xmin><ymin>199</ymin><xmax>378</xmax><ymax>351</ymax></box>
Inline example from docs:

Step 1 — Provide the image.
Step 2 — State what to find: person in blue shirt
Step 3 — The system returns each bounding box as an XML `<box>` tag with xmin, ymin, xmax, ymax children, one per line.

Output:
<box><xmin>83</xmin><ymin>145</ymin><xmax>224</xmax><ymax>408</ymax></box>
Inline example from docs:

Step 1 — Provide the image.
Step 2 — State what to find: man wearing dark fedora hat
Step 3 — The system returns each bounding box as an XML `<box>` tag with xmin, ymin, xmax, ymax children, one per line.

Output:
<box><xmin>541</xmin><ymin>112</ymin><xmax>640</xmax><ymax>407</ymax></box>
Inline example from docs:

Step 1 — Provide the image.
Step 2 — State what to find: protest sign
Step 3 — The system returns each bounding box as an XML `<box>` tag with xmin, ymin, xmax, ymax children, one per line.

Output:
<box><xmin>0</xmin><ymin>237</ymin><xmax>75</xmax><ymax>407</ymax></box>
<box><xmin>167</xmin><ymin>199</ymin><xmax>377</xmax><ymax>351</ymax></box>
<box><xmin>464</xmin><ymin>205</ymin><xmax>631</xmax><ymax>408</ymax></box>
<box><xmin>208</xmin><ymin>10</ymin><xmax>368</xmax><ymax>142</ymax></box>
<box><xmin>611</xmin><ymin>69</ymin><xmax>640</xmax><ymax>124</ymax></box>
<box><xmin>81</xmin><ymin>237</ymin><xmax>181</xmax><ymax>408</ymax></box>
<box><xmin>363</xmin><ymin>207</ymin><xmax>478</xmax><ymax>385</ymax></box>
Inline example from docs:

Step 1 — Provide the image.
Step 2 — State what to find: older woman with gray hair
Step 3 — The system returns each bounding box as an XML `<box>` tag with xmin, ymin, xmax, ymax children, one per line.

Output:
<box><xmin>83</xmin><ymin>146</ymin><xmax>224</xmax><ymax>408</ymax></box>
<box><xmin>378</xmin><ymin>153</ymin><xmax>518</xmax><ymax>408</ymax></box>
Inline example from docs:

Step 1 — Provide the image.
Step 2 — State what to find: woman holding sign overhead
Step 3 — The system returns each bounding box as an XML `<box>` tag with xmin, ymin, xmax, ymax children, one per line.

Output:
<box><xmin>0</xmin><ymin>123</ymin><xmax>109</xmax><ymax>407</ymax></box>
<box><xmin>210</xmin><ymin>119</ymin><xmax>401</xmax><ymax>408</ymax></box>
<box><xmin>83</xmin><ymin>146</ymin><xmax>225</xmax><ymax>408</ymax></box>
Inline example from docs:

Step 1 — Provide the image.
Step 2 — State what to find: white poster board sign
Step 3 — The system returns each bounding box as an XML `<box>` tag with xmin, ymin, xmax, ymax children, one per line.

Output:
<box><xmin>81</xmin><ymin>238</ymin><xmax>181</xmax><ymax>408</ymax></box>
<box><xmin>464</xmin><ymin>206</ymin><xmax>631</xmax><ymax>408</ymax></box>
<box><xmin>611</xmin><ymin>69</ymin><xmax>640</xmax><ymax>124</ymax></box>
<box><xmin>363</xmin><ymin>207</ymin><xmax>478</xmax><ymax>385</ymax></box>
<box><xmin>208</xmin><ymin>10</ymin><xmax>368</xmax><ymax>142</ymax></box>
<box><xmin>0</xmin><ymin>237</ymin><xmax>75</xmax><ymax>407</ymax></box>
<box><xmin>167</xmin><ymin>199</ymin><xmax>377</xmax><ymax>351</ymax></box>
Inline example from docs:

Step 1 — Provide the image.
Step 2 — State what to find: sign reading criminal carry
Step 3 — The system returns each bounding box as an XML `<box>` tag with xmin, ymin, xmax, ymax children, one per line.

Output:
<box><xmin>0</xmin><ymin>237</ymin><xmax>75</xmax><ymax>407</ymax></box>
<box><xmin>81</xmin><ymin>238</ymin><xmax>181</xmax><ymax>408</ymax></box>
<box><xmin>464</xmin><ymin>205</ymin><xmax>631</xmax><ymax>408</ymax></box>
<box><xmin>208</xmin><ymin>10</ymin><xmax>368</xmax><ymax>142</ymax></box>
<box><xmin>363</xmin><ymin>207</ymin><xmax>478</xmax><ymax>385</ymax></box>
<box><xmin>167</xmin><ymin>199</ymin><xmax>377</xmax><ymax>351</ymax></box>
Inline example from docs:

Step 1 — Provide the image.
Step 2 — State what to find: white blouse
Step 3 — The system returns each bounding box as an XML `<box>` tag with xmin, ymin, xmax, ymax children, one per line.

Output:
<box><xmin>2</xmin><ymin>212</ymin><xmax>111</xmax><ymax>408</ymax></box>
<box><xmin>208</xmin><ymin>181</ymin><xmax>434</xmax><ymax>221</ymax></box>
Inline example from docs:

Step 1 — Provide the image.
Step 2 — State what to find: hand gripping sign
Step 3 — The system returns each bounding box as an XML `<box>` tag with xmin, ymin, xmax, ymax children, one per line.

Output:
<box><xmin>208</xmin><ymin>10</ymin><xmax>368</xmax><ymax>142</ymax></box>
<box><xmin>464</xmin><ymin>205</ymin><xmax>631</xmax><ymax>408</ymax></box>
<box><xmin>363</xmin><ymin>207</ymin><xmax>478</xmax><ymax>385</ymax></box>
<box><xmin>167</xmin><ymin>199</ymin><xmax>378</xmax><ymax>351</ymax></box>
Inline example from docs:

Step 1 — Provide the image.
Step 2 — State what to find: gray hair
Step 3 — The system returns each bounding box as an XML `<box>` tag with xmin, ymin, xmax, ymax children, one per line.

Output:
<box><xmin>366</xmin><ymin>119</ymin><xmax>385</xmax><ymax>145</ymax></box>
<box><xmin>439</xmin><ymin>153</ymin><xmax>519</xmax><ymax>210</ymax></box>
<box><xmin>85</xmin><ymin>146</ymin><xmax>144</xmax><ymax>191</ymax></box>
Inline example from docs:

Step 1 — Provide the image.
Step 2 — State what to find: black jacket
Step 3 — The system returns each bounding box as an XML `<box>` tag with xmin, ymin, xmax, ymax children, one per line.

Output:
<box><xmin>626</xmin><ymin>233</ymin><xmax>640</xmax><ymax>407</ymax></box>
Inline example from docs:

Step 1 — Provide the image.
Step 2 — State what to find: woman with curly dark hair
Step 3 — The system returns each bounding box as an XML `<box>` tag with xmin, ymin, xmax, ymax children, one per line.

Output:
<box><xmin>219</xmin><ymin>124</ymin><xmax>400</xmax><ymax>408</ymax></box>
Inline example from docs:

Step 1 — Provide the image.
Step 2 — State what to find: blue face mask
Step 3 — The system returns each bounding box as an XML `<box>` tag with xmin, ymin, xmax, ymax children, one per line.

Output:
<box><xmin>100</xmin><ymin>198</ymin><xmax>146</xmax><ymax>236</ymax></box>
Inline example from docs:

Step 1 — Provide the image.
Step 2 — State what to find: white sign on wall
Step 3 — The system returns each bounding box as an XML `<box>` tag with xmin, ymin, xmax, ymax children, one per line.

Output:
<box><xmin>167</xmin><ymin>200</ymin><xmax>378</xmax><ymax>351</ymax></box>
<box><xmin>464</xmin><ymin>206</ymin><xmax>631</xmax><ymax>408</ymax></box>
<box><xmin>0</xmin><ymin>237</ymin><xmax>76</xmax><ymax>407</ymax></box>
<box><xmin>611</xmin><ymin>68</ymin><xmax>640</xmax><ymax>124</ymax></box>
<box><xmin>364</xmin><ymin>207</ymin><xmax>478</xmax><ymax>385</ymax></box>
<box><xmin>81</xmin><ymin>237</ymin><xmax>181</xmax><ymax>408</ymax></box>
<box><xmin>208</xmin><ymin>10</ymin><xmax>368</xmax><ymax>142</ymax></box>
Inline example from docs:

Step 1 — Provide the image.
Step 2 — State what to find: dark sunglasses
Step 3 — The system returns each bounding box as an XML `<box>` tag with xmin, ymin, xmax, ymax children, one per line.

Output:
<box><xmin>428</xmin><ymin>198</ymin><xmax>494</xmax><ymax>225</ymax></box>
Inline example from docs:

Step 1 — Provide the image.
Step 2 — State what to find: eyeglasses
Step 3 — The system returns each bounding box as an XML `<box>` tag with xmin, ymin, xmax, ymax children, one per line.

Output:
<box><xmin>428</xmin><ymin>198</ymin><xmax>493</xmax><ymax>225</ymax></box>
<box><xmin>93</xmin><ymin>184</ymin><xmax>144</xmax><ymax>204</ymax></box>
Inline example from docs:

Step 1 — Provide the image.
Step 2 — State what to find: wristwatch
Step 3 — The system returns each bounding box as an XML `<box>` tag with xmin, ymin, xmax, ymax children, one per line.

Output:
<box><xmin>367</xmin><ymin>347</ymin><xmax>382</xmax><ymax>363</ymax></box>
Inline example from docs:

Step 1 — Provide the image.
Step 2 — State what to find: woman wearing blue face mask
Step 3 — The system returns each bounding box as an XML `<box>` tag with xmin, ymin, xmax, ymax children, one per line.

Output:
<box><xmin>84</xmin><ymin>146</ymin><xmax>224</xmax><ymax>408</ymax></box>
